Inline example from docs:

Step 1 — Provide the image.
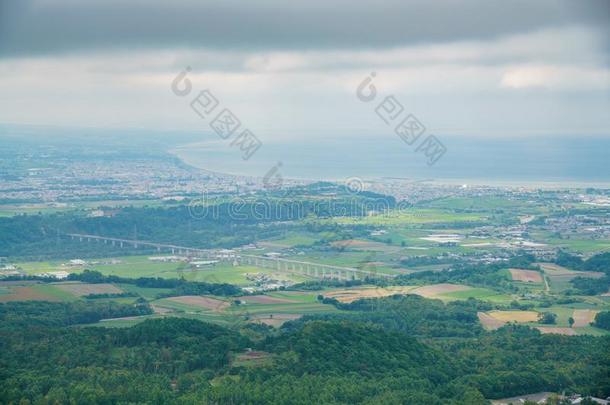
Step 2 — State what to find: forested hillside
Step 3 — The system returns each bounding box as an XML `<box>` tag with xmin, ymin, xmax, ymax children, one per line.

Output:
<box><xmin>1</xmin><ymin>297</ymin><xmax>607</xmax><ymax>404</ymax></box>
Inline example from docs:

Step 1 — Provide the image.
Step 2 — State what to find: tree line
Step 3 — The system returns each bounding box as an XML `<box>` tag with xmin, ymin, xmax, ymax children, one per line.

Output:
<box><xmin>2</xmin><ymin>296</ymin><xmax>607</xmax><ymax>404</ymax></box>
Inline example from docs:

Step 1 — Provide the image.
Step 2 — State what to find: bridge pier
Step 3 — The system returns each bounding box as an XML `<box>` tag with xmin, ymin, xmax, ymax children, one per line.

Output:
<box><xmin>67</xmin><ymin>233</ymin><xmax>392</xmax><ymax>280</ymax></box>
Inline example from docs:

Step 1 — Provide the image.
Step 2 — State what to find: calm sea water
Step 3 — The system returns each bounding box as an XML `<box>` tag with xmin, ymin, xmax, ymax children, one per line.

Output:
<box><xmin>172</xmin><ymin>135</ymin><xmax>610</xmax><ymax>186</ymax></box>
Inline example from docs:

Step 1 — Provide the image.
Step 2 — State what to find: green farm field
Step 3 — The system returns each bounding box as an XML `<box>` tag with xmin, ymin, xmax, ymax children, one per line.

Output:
<box><xmin>0</xmin><ymin>199</ymin><xmax>174</xmax><ymax>217</ymax></box>
<box><xmin>531</xmin><ymin>231</ymin><xmax>610</xmax><ymax>254</ymax></box>
<box><xmin>316</xmin><ymin>208</ymin><xmax>486</xmax><ymax>226</ymax></box>
<box><xmin>259</xmin><ymin>232</ymin><xmax>321</xmax><ymax>247</ymax></box>
<box><xmin>178</xmin><ymin>264</ymin><xmax>311</xmax><ymax>285</ymax></box>
<box><xmin>14</xmin><ymin>255</ymin><xmax>312</xmax><ymax>286</ymax></box>
<box><xmin>439</xmin><ymin>287</ymin><xmax>514</xmax><ymax>303</ymax></box>
<box><xmin>424</xmin><ymin>196</ymin><xmax>544</xmax><ymax>212</ymax></box>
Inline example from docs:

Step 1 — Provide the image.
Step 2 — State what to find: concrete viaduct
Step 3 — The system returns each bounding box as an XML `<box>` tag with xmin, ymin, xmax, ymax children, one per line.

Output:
<box><xmin>66</xmin><ymin>233</ymin><xmax>394</xmax><ymax>281</ymax></box>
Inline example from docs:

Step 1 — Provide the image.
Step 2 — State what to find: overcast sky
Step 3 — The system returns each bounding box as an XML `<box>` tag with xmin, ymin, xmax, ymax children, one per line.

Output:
<box><xmin>0</xmin><ymin>0</ymin><xmax>608</xmax><ymax>140</ymax></box>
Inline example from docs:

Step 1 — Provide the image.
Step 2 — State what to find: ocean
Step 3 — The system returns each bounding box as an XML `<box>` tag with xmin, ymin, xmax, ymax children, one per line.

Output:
<box><xmin>172</xmin><ymin>135</ymin><xmax>610</xmax><ymax>187</ymax></box>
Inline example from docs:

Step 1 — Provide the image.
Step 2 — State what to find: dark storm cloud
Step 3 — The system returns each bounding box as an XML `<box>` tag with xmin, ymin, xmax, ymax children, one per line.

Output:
<box><xmin>0</xmin><ymin>0</ymin><xmax>608</xmax><ymax>57</ymax></box>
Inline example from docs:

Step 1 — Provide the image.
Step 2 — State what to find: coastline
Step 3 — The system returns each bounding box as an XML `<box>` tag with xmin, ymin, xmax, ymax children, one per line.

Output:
<box><xmin>170</xmin><ymin>142</ymin><xmax>610</xmax><ymax>190</ymax></box>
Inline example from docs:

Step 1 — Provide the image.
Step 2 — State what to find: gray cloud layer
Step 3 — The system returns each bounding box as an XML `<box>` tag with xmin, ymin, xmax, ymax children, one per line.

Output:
<box><xmin>0</xmin><ymin>0</ymin><xmax>608</xmax><ymax>138</ymax></box>
<box><xmin>1</xmin><ymin>0</ymin><xmax>608</xmax><ymax>57</ymax></box>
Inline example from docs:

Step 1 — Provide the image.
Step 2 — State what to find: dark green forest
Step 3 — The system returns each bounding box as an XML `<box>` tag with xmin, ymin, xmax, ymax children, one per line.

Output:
<box><xmin>0</xmin><ymin>188</ymin><xmax>391</xmax><ymax>260</ymax></box>
<box><xmin>1</xmin><ymin>296</ymin><xmax>608</xmax><ymax>404</ymax></box>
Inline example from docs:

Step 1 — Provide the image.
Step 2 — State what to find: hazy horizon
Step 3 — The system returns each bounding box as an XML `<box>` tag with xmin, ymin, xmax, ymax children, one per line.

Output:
<box><xmin>1</xmin><ymin>0</ymin><xmax>609</xmax><ymax>184</ymax></box>
<box><xmin>2</xmin><ymin>122</ymin><xmax>610</xmax><ymax>186</ymax></box>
